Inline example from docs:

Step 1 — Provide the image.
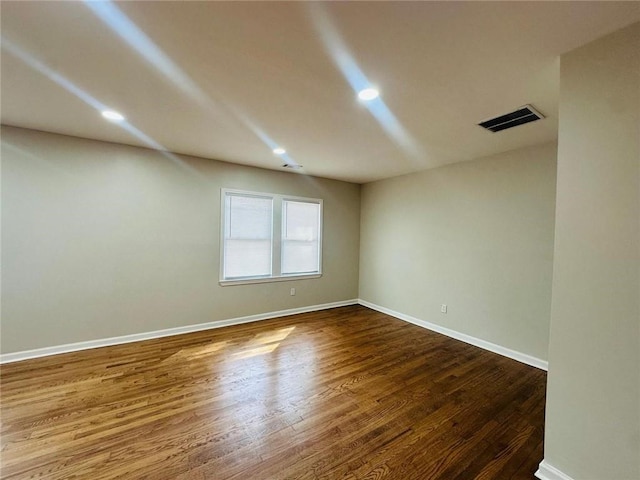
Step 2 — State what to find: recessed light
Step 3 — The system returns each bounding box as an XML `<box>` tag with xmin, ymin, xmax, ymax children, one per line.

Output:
<box><xmin>358</xmin><ymin>88</ymin><xmax>379</xmax><ymax>101</ymax></box>
<box><xmin>273</xmin><ymin>147</ymin><xmax>286</xmax><ymax>155</ymax></box>
<box><xmin>101</xmin><ymin>110</ymin><xmax>125</xmax><ymax>122</ymax></box>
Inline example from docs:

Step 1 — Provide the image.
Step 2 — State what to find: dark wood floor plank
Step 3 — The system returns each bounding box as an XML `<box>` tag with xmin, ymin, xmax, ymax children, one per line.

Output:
<box><xmin>0</xmin><ymin>305</ymin><xmax>546</xmax><ymax>479</ymax></box>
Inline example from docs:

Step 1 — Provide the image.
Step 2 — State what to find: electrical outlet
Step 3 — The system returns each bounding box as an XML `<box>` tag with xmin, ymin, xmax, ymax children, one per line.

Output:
<box><xmin>290</xmin><ymin>287</ymin><xmax>296</xmax><ymax>296</ymax></box>
<box><xmin>440</xmin><ymin>304</ymin><xmax>447</xmax><ymax>313</ymax></box>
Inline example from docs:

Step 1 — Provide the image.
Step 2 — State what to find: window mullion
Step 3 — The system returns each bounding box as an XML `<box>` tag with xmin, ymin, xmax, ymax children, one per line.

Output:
<box><xmin>272</xmin><ymin>196</ymin><xmax>282</xmax><ymax>277</ymax></box>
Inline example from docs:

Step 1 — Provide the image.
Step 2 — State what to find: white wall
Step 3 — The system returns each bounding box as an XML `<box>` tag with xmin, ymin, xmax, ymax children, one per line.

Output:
<box><xmin>542</xmin><ymin>22</ymin><xmax>640</xmax><ymax>480</ymax></box>
<box><xmin>0</xmin><ymin>126</ymin><xmax>360</xmax><ymax>354</ymax></box>
<box><xmin>359</xmin><ymin>142</ymin><xmax>557</xmax><ymax>362</ymax></box>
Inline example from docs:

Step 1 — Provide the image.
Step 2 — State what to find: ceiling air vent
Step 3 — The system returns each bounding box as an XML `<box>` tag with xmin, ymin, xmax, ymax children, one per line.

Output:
<box><xmin>478</xmin><ymin>104</ymin><xmax>544</xmax><ymax>132</ymax></box>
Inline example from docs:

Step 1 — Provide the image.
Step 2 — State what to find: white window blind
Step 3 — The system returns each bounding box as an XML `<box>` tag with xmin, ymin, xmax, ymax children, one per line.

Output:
<box><xmin>282</xmin><ymin>200</ymin><xmax>321</xmax><ymax>275</ymax></box>
<box><xmin>223</xmin><ymin>194</ymin><xmax>273</xmax><ymax>279</ymax></box>
<box><xmin>220</xmin><ymin>190</ymin><xmax>322</xmax><ymax>284</ymax></box>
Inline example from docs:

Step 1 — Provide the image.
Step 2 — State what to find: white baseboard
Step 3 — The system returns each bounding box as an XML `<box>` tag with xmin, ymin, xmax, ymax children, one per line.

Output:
<box><xmin>358</xmin><ymin>299</ymin><xmax>548</xmax><ymax>371</ymax></box>
<box><xmin>0</xmin><ymin>299</ymin><xmax>358</xmax><ymax>364</ymax></box>
<box><xmin>1</xmin><ymin>299</ymin><xmax>548</xmax><ymax>369</ymax></box>
<box><xmin>535</xmin><ymin>460</ymin><xmax>575</xmax><ymax>480</ymax></box>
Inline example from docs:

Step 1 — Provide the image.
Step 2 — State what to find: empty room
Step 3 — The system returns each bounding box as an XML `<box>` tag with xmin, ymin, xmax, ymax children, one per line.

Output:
<box><xmin>1</xmin><ymin>2</ymin><xmax>638</xmax><ymax>480</ymax></box>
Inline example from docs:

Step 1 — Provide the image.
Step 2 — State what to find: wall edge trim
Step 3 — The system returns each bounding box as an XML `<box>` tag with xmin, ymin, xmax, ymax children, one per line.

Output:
<box><xmin>358</xmin><ymin>299</ymin><xmax>548</xmax><ymax>371</ymax></box>
<box><xmin>0</xmin><ymin>299</ymin><xmax>359</xmax><ymax>364</ymax></box>
<box><xmin>535</xmin><ymin>460</ymin><xmax>576</xmax><ymax>480</ymax></box>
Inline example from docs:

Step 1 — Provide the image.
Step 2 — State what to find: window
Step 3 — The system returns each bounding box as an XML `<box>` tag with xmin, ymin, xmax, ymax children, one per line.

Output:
<box><xmin>282</xmin><ymin>200</ymin><xmax>321</xmax><ymax>275</ymax></box>
<box><xmin>221</xmin><ymin>189</ymin><xmax>322</xmax><ymax>284</ymax></box>
<box><xmin>222</xmin><ymin>193</ymin><xmax>273</xmax><ymax>280</ymax></box>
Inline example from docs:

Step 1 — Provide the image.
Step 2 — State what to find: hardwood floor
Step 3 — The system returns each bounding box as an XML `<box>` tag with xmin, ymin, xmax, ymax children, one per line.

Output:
<box><xmin>0</xmin><ymin>305</ymin><xmax>546</xmax><ymax>479</ymax></box>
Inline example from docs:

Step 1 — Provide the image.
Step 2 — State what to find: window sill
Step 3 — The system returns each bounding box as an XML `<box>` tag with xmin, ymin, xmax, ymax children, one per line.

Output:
<box><xmin>219</xmin><ymin>273</ymin><xmax>322</xmax><ymax>286</ymax></box>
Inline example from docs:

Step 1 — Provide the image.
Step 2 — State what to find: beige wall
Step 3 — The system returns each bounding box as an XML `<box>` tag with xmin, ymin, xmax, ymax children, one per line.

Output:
<box><xmin>359</xmin><ymin>142</ymin><xmax>557</xmax><ymax>362</ymax></box>
<box><xmin>0</xmin><ymin>126</ymin><xmax>360</xmax><ymax>354</ymax></box>
<box><xmin>543</xmin><ymin>23</ymin><xmax>640</xmax><ymax>480</ymax></box>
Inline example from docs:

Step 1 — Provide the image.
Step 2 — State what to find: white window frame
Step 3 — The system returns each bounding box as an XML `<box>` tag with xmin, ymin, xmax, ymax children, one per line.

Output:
<box><xmin>220</xmin><ymin>188</ymin><xmax>323</xmax><ymax>286</ymax></box>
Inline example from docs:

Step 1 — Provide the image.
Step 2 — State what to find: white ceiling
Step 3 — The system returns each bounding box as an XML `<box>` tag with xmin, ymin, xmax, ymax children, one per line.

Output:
<box><xmin>2</xmin><ymin>1</ymin><xmax>639</xmax><ymax>183</ymax></box>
